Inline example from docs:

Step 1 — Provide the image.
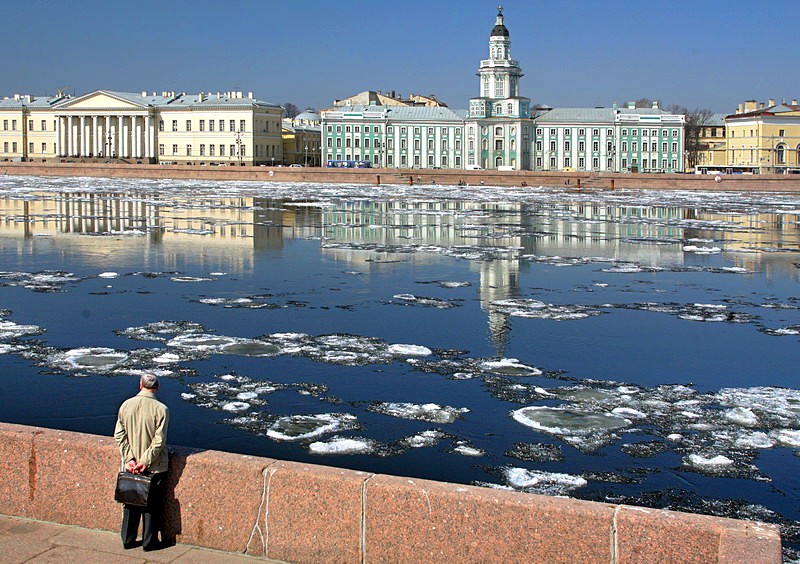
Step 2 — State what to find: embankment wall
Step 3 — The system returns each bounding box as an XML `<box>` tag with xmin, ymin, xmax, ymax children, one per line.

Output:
<box><xmin>0</xmin><ymin>422</ymin><xmax>781</xmax><ymax>563</ymax></box>
<box><xmin>2</xmin><ymin>161</ymin><xmax>800</xmax><ymax>192</ymax></box>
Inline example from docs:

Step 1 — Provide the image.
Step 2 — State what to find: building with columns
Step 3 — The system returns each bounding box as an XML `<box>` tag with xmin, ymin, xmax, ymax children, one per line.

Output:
<box><xmin>321</xmin><ymin>7</ymin><xmax>685</xmax><ymax>173</ymax></box>
<box><xmin>0</xmin><ymin>89</ymin><xmax>283</xmax><ymax>165</ymax></box>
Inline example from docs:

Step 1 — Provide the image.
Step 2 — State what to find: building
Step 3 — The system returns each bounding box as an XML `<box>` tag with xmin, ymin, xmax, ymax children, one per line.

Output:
<box><xmin>320</xmin><ymin>8</ymin><xmax>685</xmax><ymax>172</ymax></box>
<box><xmin>0</xmin><ymin>89</ymin><xmax>283</xmax><ymax>165</ymax></box>
<box><xmin>282</xmin><ymin>110</ymin><xmax>322</xmax><ymax>166</ymax></box>
<box><xmin>723</xmin><ymin>99</ymin><xmax>800</xmax><ymax>174</ymax></box>
<box><xmin>332</xmin><ymin>91</ymin><xmax>447</xmax><ymax>108</ymax></box>
<box><xmin>694</xmin><ymin>114</ymin><xmax>727</xmax><ymax>172</ymax></box>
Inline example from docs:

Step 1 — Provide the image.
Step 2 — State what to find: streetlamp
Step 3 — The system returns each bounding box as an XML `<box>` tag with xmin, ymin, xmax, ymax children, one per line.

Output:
<box><xmin>106</xmin><ymin>132</ymin><xmax>113</xmax><ymax>159</ymax></box>
<box><xmin>235</xmin><ymin>129</ymin><xmax>243</xmax><ymax>166</ymax></box>
<box><xmin>304</xmin><ymin>144</ymin><xmax>308</xmax><ymax>167</ymax></box>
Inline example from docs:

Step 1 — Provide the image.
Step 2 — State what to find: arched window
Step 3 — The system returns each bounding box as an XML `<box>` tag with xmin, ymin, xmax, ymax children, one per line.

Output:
<box><xmin>796</xmin><ymin>145</ymin><xmax>800</xmax><ymax>165</ymax></box>
<box><xmin>495</xmin><ymin>126</ymin><xmax>503</xmax><ymax>136</ymax></box>
<box><xmin>511</xmin><ymin>139</ymin><xmax>516</xmax><ymax>151</ymax></box>
<box><xmin>776</xmin><ymin>144</ymin><xmax>786</xmax><ymax>164</ymax></box>
<box><xmin>482</xmin><ymin>139</ymin><xmax>488</xmax><ymax>150</ymax></box>
<box><xmin>495</xmin><ymin>156</ymin><xmax>503</xmax><ymax>168</ymax></box>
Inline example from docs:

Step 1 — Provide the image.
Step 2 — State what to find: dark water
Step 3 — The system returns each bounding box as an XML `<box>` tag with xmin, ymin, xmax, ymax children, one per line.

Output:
<box><xmin>1</xmin><ymin>176</ymin><xmax>800</xmax><ymax>557</ymax></box>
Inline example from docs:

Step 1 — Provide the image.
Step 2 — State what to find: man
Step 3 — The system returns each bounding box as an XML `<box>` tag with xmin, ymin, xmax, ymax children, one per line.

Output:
<box><xmin>114</xmin><ymin>373</ymin><xmax>170</xmax><ymax>551</ymax></box>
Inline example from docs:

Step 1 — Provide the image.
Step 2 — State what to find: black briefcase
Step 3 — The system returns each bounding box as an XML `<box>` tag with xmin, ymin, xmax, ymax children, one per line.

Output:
<box><xmin>114</xmin><ymin>472</ymin><xmax>152</xmax><ymax>506</ymax></box>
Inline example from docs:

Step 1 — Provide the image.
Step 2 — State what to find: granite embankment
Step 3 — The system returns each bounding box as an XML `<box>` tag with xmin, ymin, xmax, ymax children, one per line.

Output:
<box><xmin>2</xmin><ymin>161</ymin><xmax>800</xmax><ymax>192</ymax></box>
<box><xmin>0</xmin><ymin>422</ymin><xmax>781</xmax><ymax>563</ymax></box>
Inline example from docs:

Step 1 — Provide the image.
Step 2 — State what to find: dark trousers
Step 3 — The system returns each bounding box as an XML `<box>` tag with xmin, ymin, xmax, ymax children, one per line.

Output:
<box><xmin>121</xmin><ymin>472</ymin><xmax>165</xmax><ymax>549</ymax></box>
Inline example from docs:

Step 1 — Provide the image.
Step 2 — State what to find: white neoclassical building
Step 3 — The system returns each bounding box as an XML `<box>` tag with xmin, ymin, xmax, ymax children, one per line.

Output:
<box><xmin>0</xmin><ymin>89</ymin><xmax>284</xmax><ymax>165</ymax></box>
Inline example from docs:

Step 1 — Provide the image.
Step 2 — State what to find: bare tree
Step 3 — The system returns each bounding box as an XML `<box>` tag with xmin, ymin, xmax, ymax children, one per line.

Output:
<box><xmin>666</xmin><ymin>105</ymin><xmax>714</xmax><ymax>170</ymax></box>
<box><xmin>282</xmin><ymin>103</ymin><xmax>300</xmax><ymax>119</ymax></box>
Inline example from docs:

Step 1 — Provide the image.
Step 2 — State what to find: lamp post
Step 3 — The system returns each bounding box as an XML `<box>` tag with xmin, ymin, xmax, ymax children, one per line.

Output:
<box><xmin>235</xmin><ymin>129</ymin><xmax>243</xmax><ymax>166</ymax></box>
<box><xmin>106</xmin><ymin>132</ymin><xmax>113</xmax><ymax>159</ymax></box>
<box><xmin>304</xmin><ymin>144</ymin><xmax>308</xmax><ymax>167</ymax></box>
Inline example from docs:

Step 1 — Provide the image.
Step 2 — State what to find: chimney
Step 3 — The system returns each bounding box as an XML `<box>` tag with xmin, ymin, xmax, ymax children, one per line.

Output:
<box><xmin>627</xmin><ymin>101</ymin><xmax>635</xmax><ymax>109</ymax></box>
<box><xmin>248</xmin><ymin>92</ymin><xmax>253</xmax><ymax>99</ymax></box>
<box><xmin>768</xmin><ymin>98</ymin><xmax>775</xmax><ymax>107</ymax></box>
<box><xmin>652</xmin><ymin>100</ymin><xmax>659</xmax><ymax>109</ymax></box>
<box><xmin>198</xmin><ymin>92</ymin><xmax>205</xmax><ymax>102</ymax></box>
<box><xmin>792</xmin><ymin>99</ymin><xmax>798</xmax><ymax>105</ymax></box>
<box><xmin>744</xmin><ymin>100</ymin><xmax>757</xmax><ymax>112</ymax></box>
<box><xmin>142</xmin><ymin>91</ymin><xmax>148</xmax><ymax>97</ymax></box>
<box><xmin>759</xmin><ymin>102</ymin><xmax>765</xmax><ymax>109</ymax></box>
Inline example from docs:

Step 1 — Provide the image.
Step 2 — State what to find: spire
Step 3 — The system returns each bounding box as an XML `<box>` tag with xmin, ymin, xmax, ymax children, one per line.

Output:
<box><xmin>491</xmin><ymin>5</ymin><xmax>509</xmax><ymax>37</ymax></box>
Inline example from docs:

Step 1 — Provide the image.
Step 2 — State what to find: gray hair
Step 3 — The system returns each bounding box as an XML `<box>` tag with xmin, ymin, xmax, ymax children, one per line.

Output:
<box><xmin>140</xmin><ymin>373</ymin><xmax>159</xmax><ymax>390</ymax></box>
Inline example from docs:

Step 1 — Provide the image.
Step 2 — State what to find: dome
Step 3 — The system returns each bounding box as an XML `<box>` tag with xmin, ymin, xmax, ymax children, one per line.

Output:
<box><xmin>491</xmin><ymin>7</ymin><xmax>509</xmax><ymax>37</ymax></box>
<box><xmin>294</xmin><ymin>110</ymin><xmax>320</xmax><ymax>123</ymax></box>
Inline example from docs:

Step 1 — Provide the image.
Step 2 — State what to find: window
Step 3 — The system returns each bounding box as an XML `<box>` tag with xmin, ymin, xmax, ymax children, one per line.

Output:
<box><xmin>345</xmin><ymin>126</ymin><xmax>351</xmax><ymax>133</ymax></box>
<box><xmin>550</xmin><ymin>129</ymin><xmax>556</xmax><ymax>135</ymax></box>
<box><xmin>413</xmin><ymin>139</ymin><xmax>419</xmax><ymax>150</ymax></box>
<box><xmin>209</xmin><ymin>145</ymin><xmax>215</xmax><ymax>156</ymax></box>
<box><xmin>401</xmin><ymin>127</ymin><xmax>407</xmax><ymax>135</ymax></box>
<box><xmin>662</xmin><ymin>159</ymin><xmax>667</xmax><ymax>169</ymax></box>
<box><xmin>651</xmin><ymin>142</ymin><xmax>657</xmax><ymax>151</ymax></box>
<box><xmin>231</xmin><ymin>120</ymin><xmax>236</xmax><ymax>132</ymax></box>
<box><xmin>549</xmin><ymin>157</ymin><xmax>556</xmax><ymax>168</ymax></box>
<box><xmin>536</xmin><ymin>141</ymin><xmax>542</xmax><ymax>151</ymax></box>
<box><xmin>240</xmin><ymin>120</ymin><xmax>246</xmax><ymax>132</ymax></box>
<box><xmin>209</xmin><ymin>121</ymin><xmax>214</xmax><ymax>132</ymax></box>
<box><xmin>200</xmin><ymin>144</ymin><xmax>205</xmax><ymax>156</ymax></box>
<box><xmin>336</xmin><ymin>138</ymin><xmax>342</xmax><ymax>148</ymax></box>
<box><xmin>536</xmin><ymin>128</ymin><xmax>543</xmax><ymax>136</ymax></box>
<box><xmin>564</xmin><ymin>141</ymin><xmax>571</xmax><ymax>151</ymax></box>
<box><xmin>401</xmin><ymin>139</ymin><xmax>407</xmax><ymax>150</ymax></box>
<box><xmin>28</xmin><ymin>120</ymin><xmax>33</xmax><ymax>131</ymax></box>
<box><xmin>354</xmin><ymin>138</ymin><xmax>360</xmax><ymax>148</ymax></box>
<box><xmin>622</xmin><ymin>141</ymin><xmax>628</xmax><ymax>151</ymax></box>
<box><xmin>565</xmin><ymin>129</ymin><xmax>571</xmax><ymax>136</ymax></box>
<box><xmin>158</xmin><ymin>120</ymin><xmax>164</xmax><ymax>132</ymax></box>
<box><xmin>186</xmin><ymin>120</ymin><xmax>192</xmax><ymax>131</ymax></box>
<box><xmin>607</xmin><ymin>129</ymin><xmax>613</xmax><ymax>136</ymax></box>
<box><xmin>593</xmin><ymin>141</ymin><xmax>599</xmax><ymax>152</ymax></box>
<box><xmin>365</xmin><ymin>138</ymin><xmax>371</xmax><ymax>148</ymax></box>
<box><xmin>159</xmin><ymin>144</ymin><xmax>165</xmax><ymax>156</ymax></box>
<box><xmin>622</xmin><ymin>129</ymin><xmax>628</xmax><ymax>136</ymax></box>
<box><xmin>777</xmin><ymin>145</ymin><xmax>786</xmax><ymax>164</ymax></box>
<box><xmin>662</xmin><ymin>142</ymin><xmax>667</xmax><ymax>152</ymax></box>
<box><xmin>388</xmin><ymin>154</ymin><xmax>394</xmax><ymax>165</ymax></box>
<box><xmin>186</xmin><ymin>145</ymin><xmax>192</xmax><ymax>156</ymax></box>
<box><xmin>651</xmin><ymin>130</ymin><xmax>657</xmax><ymax>136</ymax></box>
<box><xmin>387</xmin><ymin>139</ymin><xmax>393</xmax><ymax>149</ymax></box>
<box><xmin>632</xmin><ymin>142</ymin><xmax>638</xmax><ymax>151</ymax></box>
<box><xmin>564</xmin><ymin>157</ymin><xmax>571</xmax><ymax>167</ymax></box>
<box><xmin>172</xmin><ymin>144</ymin><xmax>178</xmax><ymax>155</ymax></box>
<box><xmin>455</xmin><ymin>139</ymin><xmax>461</xmax><ymax>150</ymax></box>
<box><xmin>593</xmin><ymin>129</ymin><xmax>599</xmax><ymax>136</ymax></box>
<box><xmin>672</xmin><ymin>130</ymin><xmax>678</xmax><ymax>137</ymax></box>
<box><xmin>220</xmin><ymin>120</ymin><xmax>225</xmax><ymax>132</ymax></box>
<box><xmin>230</xmin><ymin>144</ymin><xmax>236</xmax><ymax>156</ymax></box>
<box><xmin>441</xmin><ymin>139</ymin><xmax>448</xmax><ymax>151</ymax></box>
<box><xmin>345</xmin><ymin>139</ymin><xmax>351</xmax><ymax>148</ymax></box>
<box><xmin>11</xmin><ymin>120</ymin><xmax>16</xmax><ymax>130</ymax></box>
<box><xmin>779</xmin><ymin>129</ymin><xmax>786</xmax><ymax>137</ymax></box>
<box><xmin>172</xmin><ymin>120</ymin><xmax>178</xmax><ymax>132</ymax></box>
<box><xmin>578</xmin><ymin>157</ymin><xmax>585</xmax><ymax>169</ymax></box>
<box><xmin>428</xmin><ymin>155</ymin><xmax>434</xmax><ymax>166</ymax></box>
<box><xmin>355</xmin><ymin>126</ymin><xmax>360</xmax><ymax>133</ymax></box>
<box><xmin>219</xmin><ymin>145</ymin><xmax>225</xmax><ymax>156</ymax></box>
<box><xmin>578</xmin><ymin>129</ymin><xmax>584</xmax><ymax>136</ymax></box>
<box><xmin>199</xmin><ymin>120</ymin><xmax>205</xmax><ymax>132</ymax></box>
<box><xmin>29</xmin><ymin>142</ymin><xmax>33</xmax><ymax>153</ymax></box>
<box><xmin>41</xmin><ymin>120</ymin><xmax>47</xmax><ymax>131</ymax></box>
<box><xmin>428</xmin><ymin>127</ymin><xmax>434</xmax><ymax>135</ymax></box>
<box><xmin>240</xmin><ymin>146</ymin><xmax>245</xmax><ymax>157</ymax></box>
<box><xmin>592</xmin><ymin>157</ymin><xmax>599</xmax><ymax>169</ymax></box>
<box><xmin>632</xmin><ymin>130</ymin><xmax>638</xmax><ymax>137</ymax></box>
<box><xmin>579</xmin><ymin>141</ymin><xmax>585</xmax><ymax>151</ymax></box>
<box><xmin>387</xmin><ymin>126</ymin><xmax>393</xmax><ymax>134</ymax></box>
<box><xmin>401</xmin><ymin>155</ymin><xmax>407</xmax><ymax>166</ymax></box>
<box><xmin>3</xmin><ymin>142</ymin><xmax>8</xmax><ymax>152</ymax></box>
<box><xmin>550</xmin><ymin>141</ymin><xmax>556</xmax><ymax>151</ymax></box>
<box><xmin>622</xmin><ymin>158</ymin><xmax>628</xmax><ymax>168</ymax></box>
<box><xmin>41</xmin><ymin>142</ymin><xmax>46</xmax><ymax>153</ymax></box>
<box><xmin>414</xmin><ymin>127</ymin><xmax>420</xmax><ymax>135</ymax></box>
<box><xmin>12</xmin><ymin>142</ymin><xmax>17</xmax><ymax>152</ymax></box>
<box><xmin>496</xmin><ymin>139</ymin><xmax>504</xmax><ymax>151</ymax></box>
<box><xmin>672</xmin><ymin>142</ymin><xmax>678</xmax><ymax>152</ymax></box>
<box><xmin>3</xmin><ymin>120</ymin><xmax>8</xmax><ymax>131</ymax></box>
<box><xmin>428</xmin><ymin>139</ymin><xmax>434</xmax><ymax>150</ymax></box>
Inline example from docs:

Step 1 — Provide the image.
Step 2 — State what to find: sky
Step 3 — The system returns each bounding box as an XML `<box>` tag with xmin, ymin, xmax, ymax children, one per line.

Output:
<box><xmin>2</xmin><ymin>0</ymin><xmax>798</xmax><ymax>114</ymax></box>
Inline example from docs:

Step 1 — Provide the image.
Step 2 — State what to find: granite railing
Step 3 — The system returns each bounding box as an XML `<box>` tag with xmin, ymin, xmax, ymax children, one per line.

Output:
<box><xmin>0</xmin><ymin>422</ymin><xmax>781</xmax><ymax>563</ymax></box>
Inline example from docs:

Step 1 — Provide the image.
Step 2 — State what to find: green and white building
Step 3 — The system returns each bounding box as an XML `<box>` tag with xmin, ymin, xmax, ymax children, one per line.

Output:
<box><xmin>320</xmin><ymin>8</ymin><xmax>685</xmax><ymax>172</ymax></box>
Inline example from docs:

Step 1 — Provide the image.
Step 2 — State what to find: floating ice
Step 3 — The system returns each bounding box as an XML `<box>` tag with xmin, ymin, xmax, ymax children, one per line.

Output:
<box><xmin>387</xmin><ymin>344</ymin><xmax>433</xmax><ymax>357</ymax></box>
<box><xmin>401</xmin><ymin>430</ymin><xmax>445</xmax><ymax>448</ymax></box>
<box><xmin>683</xmin><ymin>245</ymin><xmax>722</xmax><ymax>254</ymax></box>
<box><xmin>152</xmin><ymin>352</ymin><xmax>181</xmax><ymax>364</ymax></box>
<box><xmin>0</xmin><ymin>319</ymin><xmax>44</xmax><ymax>339</ymax></box>
<box><xmin>491</xmin><ymin>299</ymin><xmax>602</xmax><ymax>321</ymax></box>
<box><xmin>724</xmin><ymin>407</ymin><xmax>759</xmax><ymax>427</ymax></box>
<box><xmin>370</xmin><ymin>402</ymin><xmax>469</xmax><ymax>423</ymax></box>
<box><xmin>167</xmin><ymin>333</ymin><xmax>239</xmax><ymax>350</ymax></box>
<box><xmin>97</xmin><ymin>272</ymin><xmax>119</xmax><ymax>278</ymax></box>
<box><xmin>308</xmin><ymin>436</ymin><xmax>376</xmax><ymax>455</ymax></box>
<box><xmin>267</xmin><ymin>413</ymin><xmax>358</xmax><ymax>441</ymax></box>
<box><xmin>393</xmin><ymin>294</ymin><xmax>456</xmax><ymax>309</ymax></box>
<box><xmin>452</xmin><ymin>444</ymin><xmax>485</xmax><ymax>457</ymax></box>
<box><xmin>685</xmin><ymin>454</ymin><xmax>733</xmax><ymax>467</ymax></box>
<box><xmin>437</xmin><ymin>281</ymin><xmax>470</xmax><ymax>288</ymax></box>
<box><xmin>480</xmin><ymin>358</ymin><xmax>543</xmax><ymax>376</ymax></box>
<box><xmin>511</xmin><ymin>406</ymin><xmax>631</xmax><ymax>436</ymax></box>
<box><xmin>502</xmin><ymin>467</ymin><xmax>587</xmax><ymax>495</ymax></box>
<box><xmin>222</xmin><ymin>401</ymin><xmax>251</xmax><ymax>412</ymax></box>
<box><xmin>50</xmin><ymin>347</ymin><xmax>129</xmax><ymax>372</ymax></box>
<box><xmin>170</xmin><ymin>276</ymin><xmax>213</xmax><ymax>283</ymax></box>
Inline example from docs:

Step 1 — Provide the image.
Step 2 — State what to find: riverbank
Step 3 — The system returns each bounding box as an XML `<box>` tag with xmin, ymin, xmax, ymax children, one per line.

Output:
<box><xmin>3</xmin><ymin>161</ymin><xmax>800</xmax><ymax>192</ymax></box>
<box><xmin>0</xmin><ymin>422</ymin><xmax>781</xmax><ymax>562</ymax></box>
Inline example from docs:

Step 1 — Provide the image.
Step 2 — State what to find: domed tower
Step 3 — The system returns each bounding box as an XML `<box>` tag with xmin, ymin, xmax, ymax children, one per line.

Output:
<box><xmin>469</xmin><ymin>6</ymin><xmax>530</xmax><ymax>119</ymax></box>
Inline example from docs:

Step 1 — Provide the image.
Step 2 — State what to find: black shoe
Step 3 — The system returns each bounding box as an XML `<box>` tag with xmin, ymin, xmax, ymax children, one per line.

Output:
<box><xmin>122</xmin><ymin>541</ymin><xmax>139</xmax><ymax>550</ymax></box>
<box><xmin>142</xmin><ymin>540</ymin><xmax>163</xmax><ymax>552</ymax></box>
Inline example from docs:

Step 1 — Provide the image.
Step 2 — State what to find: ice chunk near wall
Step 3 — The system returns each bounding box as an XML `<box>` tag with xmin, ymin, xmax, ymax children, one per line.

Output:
<box><xmin>267</xmin><ymin>413</ymin><xmax>359</xmax><ymax>441</ymax></box>
<box><xmin>369</xmin><ymin>402</ymin><xmax>469</xmax><ymax>424</ymax></box>
<box><xmin>501</xmin><ymin>467</ymin><xmax>587</xmax><ymax>495</ymax></box>
<box><xmin>308</xmin><ymin>436</ymin><xmax>376</xmax><ymax>455</ymax></box>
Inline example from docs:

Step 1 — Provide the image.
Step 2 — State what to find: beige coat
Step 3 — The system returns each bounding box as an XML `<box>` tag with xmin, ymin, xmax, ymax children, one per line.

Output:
<box><xmin>114</xmin><ymin>390</ymin><xmax>169</xmax><ymax>474</ymax></box>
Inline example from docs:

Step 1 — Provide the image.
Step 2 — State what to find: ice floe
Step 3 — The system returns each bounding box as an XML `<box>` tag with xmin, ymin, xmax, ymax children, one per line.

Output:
<box><xmin>369</xmin><ymin>402</ymin><xmax>469</xmax><ymax>423</ymax></box>
<box><xmin>266</xmin><ymin>413</ymin><xmax>359</xmax><ymax>441</ymax></box>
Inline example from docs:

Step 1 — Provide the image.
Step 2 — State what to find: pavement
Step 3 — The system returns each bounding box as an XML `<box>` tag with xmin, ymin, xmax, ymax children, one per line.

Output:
<box><xmin>0</xmin><ymin>514</ymin><xmax>287</xmax><ymax>563</ymax></box>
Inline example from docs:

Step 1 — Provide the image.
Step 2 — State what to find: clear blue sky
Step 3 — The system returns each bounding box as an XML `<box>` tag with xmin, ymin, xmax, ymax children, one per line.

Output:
<box><xmin>2</xmin><ymin>0</ymin><xmax>797</xmax><ymax>114</ymax></box>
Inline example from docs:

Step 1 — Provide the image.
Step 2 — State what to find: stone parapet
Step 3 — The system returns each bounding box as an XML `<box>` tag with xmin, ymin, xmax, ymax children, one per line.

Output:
<box><xmin>2</xmin><ymin>161</ymin><xmax>800</xmax><ymax>192</ymax></box>
<box><xmin>0</xmin><ymin>422</ymin><xmax>782</xmax><ymax>563</ymax></box>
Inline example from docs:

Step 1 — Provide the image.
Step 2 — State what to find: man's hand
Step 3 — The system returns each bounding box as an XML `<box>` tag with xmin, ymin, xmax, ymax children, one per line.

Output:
<box><xmin>126</xmin><ymin>460</ymin><xmax>138</xmax><ymax>473</ymax></box>
<box><xmin>134</xmin><ymin>462</ymin><xmax>147</xmax><ymax>474</ymax></box>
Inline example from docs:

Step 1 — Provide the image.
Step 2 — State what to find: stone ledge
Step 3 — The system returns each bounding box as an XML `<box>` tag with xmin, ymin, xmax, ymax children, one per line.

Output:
<box><xmin>0</xmin><ymin>422</ymin><xmax>782</xmax><ymax>563</ymax></box>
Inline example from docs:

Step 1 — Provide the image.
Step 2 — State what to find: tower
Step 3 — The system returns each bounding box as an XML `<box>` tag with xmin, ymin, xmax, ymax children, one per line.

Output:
<box><xmin>469</xmin><ymin>6</ymin><xmax>530</xmax><ymax>119</ymax></box>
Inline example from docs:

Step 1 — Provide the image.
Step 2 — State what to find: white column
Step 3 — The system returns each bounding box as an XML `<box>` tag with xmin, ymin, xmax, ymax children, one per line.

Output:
<box><xmin>118</xmin><ymin>116</ymin><xmax>124</xmax><ymax>157</ymax></box>
<box><xmin>123</xmin><ymin>117</ymin><xmax>129</xmax><ymax>158</ymax></box>
<box><xmin>144</xmin><ymin>115</ymin><xmax>151</xmax><ymax>159</ymax></box>
<box><xmin>105</xmin><ymin>116</ymin><xmax>111</xmax><ymax>156</ymax></box>
<box><xmin>93</xmin><ymin>116</ymin><xmax>99</xmax><ymax>156</ymax></box>
<box><xmin>55</xmin><ymin>116</ymin><xmax>62</xmax><ymax>157</ymax></box>
<box><xmin>149</xmin><ymin>116</ymin><xmax>156</xmax><ymax>159</ymax></box>
<box><xmin>135</xmin><ymin>116</ymin><xmax>142</xmax><ymax>158</ymax></box>
<box><xmin>67</xmin><ymin>116</ymin><xmax>73</xmax><ymax>157</ymax></box>
<box><xmin>79</xmin><ymin>116</ymin><xmax>86</xmax><ymax>156</ymax></box>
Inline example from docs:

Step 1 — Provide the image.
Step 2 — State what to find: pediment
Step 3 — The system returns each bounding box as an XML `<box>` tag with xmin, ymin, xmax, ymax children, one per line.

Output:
<box><xmin>58</xmin><ymin>91</ymin><xmax>147</xmax><ymax>111</ymax></box>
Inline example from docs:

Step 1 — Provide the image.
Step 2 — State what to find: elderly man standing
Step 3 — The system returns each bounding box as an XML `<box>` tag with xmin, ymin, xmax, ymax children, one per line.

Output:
<box><xmin>114</xmin><ymin>373</ymin><xmax>170</xmax><ymax>551</ymax></box>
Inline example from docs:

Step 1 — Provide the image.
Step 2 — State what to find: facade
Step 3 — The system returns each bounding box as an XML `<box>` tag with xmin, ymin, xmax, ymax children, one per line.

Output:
<box><xmin>694</xmin><ymin>114</ymin><xmax>727</xmax><ymax>172</ymax></box>
<box><xmin>0</xmin><ymin>90</ymin><xmax>283</xmax><ymax>165</ymax></box>
<box><xmin>282</xmin><ymin>110</ymin><xmax>322</xmax><ymax>166</ymax></box>
<box><xmin>332</xmin><ymin>90</ymin><xmax>447</xmax><ymax>108</ymax></box>
<box><xmin>723</xmin><ymin>99</ymin><xmax>800</xmax><ymax>174</ymax></box>
<box><xmin>320</xmin><ymin>8</ymin><xmax>685</xmax><ymax>172</ymax></box>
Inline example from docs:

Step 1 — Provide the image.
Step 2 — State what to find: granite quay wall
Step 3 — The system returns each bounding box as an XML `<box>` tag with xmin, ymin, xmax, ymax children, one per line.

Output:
<box><xmin>0</xmin><ymin>422</ymin><xmax>781</xmax><ymax>563</ymax></box>
<box><xmin>3</xmin><ymin>161</ymin><xmax>800</xmax><ymax>192</ymax></box>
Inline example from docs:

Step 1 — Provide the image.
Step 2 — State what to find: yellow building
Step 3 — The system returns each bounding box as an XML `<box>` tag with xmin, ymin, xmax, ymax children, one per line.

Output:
<box><xmin>724</xmin><ymin>99</ymin><xmax>800</xmax><ymax>174</ymax></box>
<box><xmin>281</xmin><ymin>110</ymin><xmax>321</xmax><ymax>166</ymax></box>
<box><xmin>694</xmin><ymin>114</ymin><xmax>727</xmax><ymax>172</ymax></box>
<box><xmin>0</xmin><ymin>89</ymin><xmax>283</xmax><ymax>165</ymax></box>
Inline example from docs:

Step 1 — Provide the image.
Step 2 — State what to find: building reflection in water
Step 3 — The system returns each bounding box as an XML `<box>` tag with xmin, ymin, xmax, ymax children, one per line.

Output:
<box><xmin>2</xmin><ymin>192</ymin><xmax>799</xmax><ymax>354</ymax></box>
